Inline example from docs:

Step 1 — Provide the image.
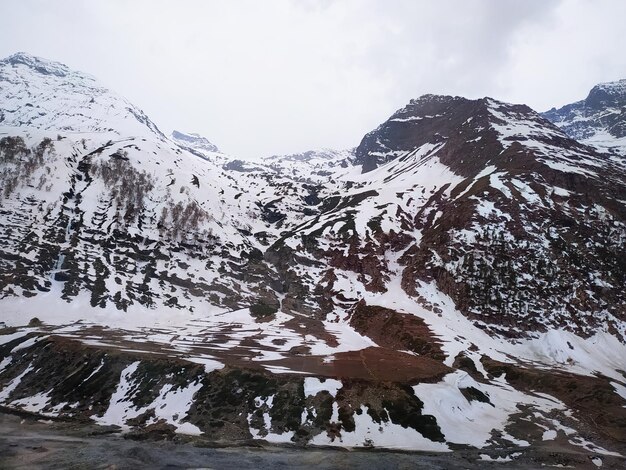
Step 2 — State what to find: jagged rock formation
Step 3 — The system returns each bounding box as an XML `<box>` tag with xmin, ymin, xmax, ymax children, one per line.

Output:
<box><xmin>1</xmin><ymin>53</ymin><xmax>625</xmax><ymax>459</ymax></box>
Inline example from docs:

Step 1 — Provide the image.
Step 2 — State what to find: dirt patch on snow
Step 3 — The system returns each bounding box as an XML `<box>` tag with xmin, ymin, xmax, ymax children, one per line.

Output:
<box><xmin>349</xmin><ymin>301</ymin><xmax>445</xmax><ymax>360</ymax></box>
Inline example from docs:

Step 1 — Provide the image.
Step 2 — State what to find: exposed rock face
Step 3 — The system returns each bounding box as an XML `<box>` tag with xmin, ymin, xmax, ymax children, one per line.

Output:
<box><xmin>355</xmin><ymin>95</ymin><xmax>500</xmax><ymax>173</ymax></box>
<box><xmin>0</xmin><ymin>53</ymin><xmax>625</xmax><ymax>455</ymax></box>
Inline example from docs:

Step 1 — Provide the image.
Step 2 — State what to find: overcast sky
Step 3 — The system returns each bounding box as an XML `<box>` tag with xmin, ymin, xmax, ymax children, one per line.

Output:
<box><xmin>1</xmin><ymin>0</ymin><xmax>625</xmax><ymax>158</ymax></box>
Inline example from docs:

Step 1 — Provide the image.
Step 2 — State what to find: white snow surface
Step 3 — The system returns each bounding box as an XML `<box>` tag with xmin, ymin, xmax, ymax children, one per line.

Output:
<box><xmin>303</xmin><ymin>377</ymin><xmax>343</xmax><ymax>398</ymax></box>
<box><xmin>413</xmin><ymin>371</ymin><xmax>564</xmax><ymax>448</ymax></box>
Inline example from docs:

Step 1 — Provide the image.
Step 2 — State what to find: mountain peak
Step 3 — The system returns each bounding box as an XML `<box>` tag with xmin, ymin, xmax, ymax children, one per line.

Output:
<box><xmin>542</xmin><ymin>79</ymin><xmax>626</xmax><ymax>155</ymax></box>
<box><xmin>591</xmin><ymin>78</ymin><xmax>626</xmax><ymax>96</ymax></box>
<box><xmin>408</xmin><ymin>93</ymin><xmax>457</xmax><ymax>105</ymax></box>
<box><xmin>171</xmin><ymin>130</ymin><xmax>220</xmax><ymax>153</ymax></box>
<box><xmin>0</xmin><ymin>52</ymin><xmax>164</xmax><ymax>138</ymax></box>
<box><xmin>585</xmin><ymin>78</ymin><xmax>626</xmax><ymax>110</ymax></box>
<box><xmin>1</xmin><ymin>52</ymin><xmax>72</xmax><ymax>78</ymax></box>
<box><xmin>354</xmin><ymin>93</ymin><xmax>565</xmax><ymax>174</ymax></box>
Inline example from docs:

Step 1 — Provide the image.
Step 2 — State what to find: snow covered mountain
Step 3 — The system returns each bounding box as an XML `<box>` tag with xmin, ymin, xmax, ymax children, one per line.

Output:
<box><xmin>263</xmin><ymin>148</ymin><xmax>355</xmax><ymax>184</ymax></box>
<box><xmin>298</xmin><ymin>94</ymin><xmax>626</xmax><ymax>338</ymax></box>
<box><xmin>0</xmin><ymin>52</ymin><xmax>291</xmax><ymax>317</ymax></box>
<box><xmin>171</xmin><ymin>130</ymin><xmax>220</xmax><ymax>154</ymax></box>
<box><xmin>1</xmin><ymin>53</ymin><xmax>625</xmax><ymax>464</ymax></box>
<box><xmin>543</xmin><ymin>79</ymin><xmax>626</xmax><ymax>159</ymax></box>
<box><xmin>0</xmin><ymin>52</ymin><xmax>164</xmax><ymax>138</ymax></box>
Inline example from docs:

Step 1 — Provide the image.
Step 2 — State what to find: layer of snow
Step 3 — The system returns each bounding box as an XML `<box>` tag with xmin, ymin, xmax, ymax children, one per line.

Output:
<box><xmin>303</xmin><ymin>377</ymin><xmax>343</xmax><ymax>398</ymax></box>
<box><xmin>413</xmin><ymin>371</ymin><xmax>564</xmax><ymax>448</ymax></box>
<box><xmin>0</xmin><ymin>364</ymin><xmax>34</xmax><ymax>402</ymax></box>
<box><xmin>310</xmin><ymin>405</ymin><xmax>450</xmax><ymax>451</ymax></box>
<box><xmin>95</xmin><ymin>361</ymin><xmax>203</xmax><ymax>433</ymax></box>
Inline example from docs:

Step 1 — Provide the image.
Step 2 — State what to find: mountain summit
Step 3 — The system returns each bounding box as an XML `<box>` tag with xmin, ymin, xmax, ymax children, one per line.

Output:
<box><xmin>354</xmin><ymin>94</ymin><xmax>583</xmax><ymax>175</ymax></box>
<box><xmin>2</xmin><ymin>51</ymin><xmax>74</xmax><ymax>77</ymax></box>
<box><xmin>543</xmin><ymin>79</ymin><xmax>626</xmax><ymax>157</ymax></box>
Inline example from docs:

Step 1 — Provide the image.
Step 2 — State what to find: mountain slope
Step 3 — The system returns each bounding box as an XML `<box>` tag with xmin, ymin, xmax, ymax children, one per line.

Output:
<box><xmin>273</xmin><ymin>94</ymin><xmax>625</xmax><ymax>337</ymax></box>
<box><xmin>0</xmin><ymin>53</ymin><xmax>284</xmax><ymax>316</ymax></box>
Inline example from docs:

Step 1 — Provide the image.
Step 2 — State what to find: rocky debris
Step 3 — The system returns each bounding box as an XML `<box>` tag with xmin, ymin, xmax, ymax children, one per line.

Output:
<box><xmin>1</xmin><ymin>328</ymin><xmax>624</xmax><ymax>457</ymax></box>
<box><xmin>482</xmin><ymin>357</ymin><xmax>626</xmax><ymax>445</ymax></box>
<box><xmin>348</xmin><ymin>302</ymin><xmax>445</xmax><ymax>360</ymax></box>
<box><xmin>6</xmin><ymin>412</ymin><xmax>625</xmax><ymax>470</ymax></box>
<box><xmin>0</xmin><ymin>333</ymin><xmax>449</xmax><ymax>446</ymax></box>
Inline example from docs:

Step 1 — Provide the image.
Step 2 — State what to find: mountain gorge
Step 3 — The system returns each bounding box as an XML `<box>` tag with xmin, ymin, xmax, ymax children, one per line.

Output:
<box><xmin>1</xmin><ymin>53</ymin><xmax>625</xmax><ymax>465</ymax></box>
